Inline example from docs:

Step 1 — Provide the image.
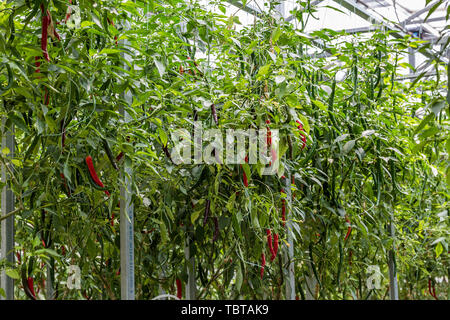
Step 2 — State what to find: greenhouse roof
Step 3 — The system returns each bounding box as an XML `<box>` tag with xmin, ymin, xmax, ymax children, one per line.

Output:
<box><xmin>201</xmin><ymin>0</ymin><xmax>449</xmax><ymax>79</ymax></box>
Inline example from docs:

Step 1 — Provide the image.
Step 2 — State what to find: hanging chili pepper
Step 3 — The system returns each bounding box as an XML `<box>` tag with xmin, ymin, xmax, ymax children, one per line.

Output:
<box><xmin>241</xmin><ymin>155</ymin><xmax>249</xmax><ymax>187</ymax></box>
<box><xmin>271</xmin><ymin>233</ymin><xmax>279</xmax><ymax>262</ymax></box>
<box><xmin>296</xmin><ymin>120</ymin><xmax>307</xmax><ymax>150</ymax></box>
<box><xmin>61</xmin><ymin>245</ymin><xmax>66</xmax><ymax>256</ymax></box>
<box><xmin>111</xmin><ymin>213</ymin><xmax>115</xmax><ymax>227</ymax></box>
<box><xmin>266</xmin><ymin>229</ymin><xmax>274</xmax><ymax>258</ymax></box>
<box><xmin>40</xmin><ymin>5</ymin><xmax>50</xmax><ymax>61</ymax></box>
<box><xmin>107</xmin><ymin>17</ymin><xmax>118</xmax><ymax>45</ymax></box>
<box><xmin>116</xmin><ymin>151</ymin><xmax>124</xmax><ymax>163</ymax></box>
<box><xmin>260</xmin><ymin>253</ymin><xmax>266</xmax><ymax>279</ymax></box>
<box><xmin>16</xmin><ymin>251</ymin><xmax>21</xmax><ymax>264</ymax></box>
<box><xmin>85</xmin><ymin>155</ymin><xmax>110</xmax><ymax>196</ymax></box>
<box><xmin>64</xmin><ymin>0</ymin><xmax>73</xmax><ymax>23</ymax></box>
<box><xmin>428</xmin><ymin>279</ymin><xmax>438</xmax><ymax>300</ymax></box>
<box><xmin>176</xmin><ymin>278</ymin><xmax>182</xmax><ymax>299</ymax></box>
<box><xmin>266</xmin><ymin>119</ymin><xmax>272</xmax><ymax>147</ymax></box>
<box><xmin>344</xmin><ymin>216</ymin><xmax>352</xmax><ymax>241</ymax></box>
<box><xmin>27</xmin><ymin>277</ymin><xmax>36</xmax><ymax>298</ymax></box>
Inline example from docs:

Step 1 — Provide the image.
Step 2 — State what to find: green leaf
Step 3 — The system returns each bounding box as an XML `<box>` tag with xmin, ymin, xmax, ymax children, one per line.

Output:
<box><xmin>256</xmin><ymin>64</ymin><xmax>271</xmax><ymax>79</ymax></box>
<box><xmin>5</xmin><ymin>269</ymin><xmax>20</xmax><ymax>280</ymax></box>
<box><xmin>343</xmin><ymin>140</ymin><xmax>355</xmax><ymax>154</ymax></box>
<box><xmin>435</xmin><ymin>242</ymin><xmax>443</xmax><ymax>258</ymax></box>
<box><xmin>414</xmin><ymin>113</ymin><xmax>434</xmax><ymax>135</ymax></box>
<box><xmin>154</xmin><ymin>59</ymin><xmax>166</xmax><ymax>77</ymax></box>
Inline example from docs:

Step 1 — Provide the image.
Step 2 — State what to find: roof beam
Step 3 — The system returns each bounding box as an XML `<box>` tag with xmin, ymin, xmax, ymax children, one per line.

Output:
<box><xmin>285</xmin><ymin>0</ymin><xmax>325</xmax><ymax>22</ymax></box>
<box><xmin>400</xmin><ymin>0</ymin><xmax>441</xmax><ymax>25</ymax></box>
<box><xmin>226</xmin><ymin>0</ymin><xmax>263</xmax><ymax>17</ymax></box>
<box><xmin>331</xmin><ymin>0</ymin><xmax>448</xmax><ymax>64</ymax></box>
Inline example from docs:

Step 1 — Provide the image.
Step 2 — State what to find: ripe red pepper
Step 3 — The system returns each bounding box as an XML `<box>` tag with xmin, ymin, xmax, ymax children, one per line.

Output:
<box><xmin>260</xmin><ymin>253</ymin><xmax>266</xmax><ymax>279</ymax></box>
<box><xmin>16</xmin><ymin>251</ymin><xmax>21</xmax><ymax>264</ymax></box>
<box><xmin>40</xmin><ymin>5</ymin><xmax>50</xmax><ymax>62</ymax></box>
<box><xmin>176</xmin><ymin>278</ymin><xmax>182</xmax><ymax>299</ymax></box>
<box><xmin>64</xmin><ymin>0</ymin><xmax>73</xmax><ymax>23</ymax></box>
<box><xmin>266</xmin><ymin>229</ymin><xmax>274</xmax><ymax>258</ymax></box>
<box><xmin>61</xmin><ymin>245</ymin><xmax>66</xmax><ymax>256</ymax></box>
<box><xmin>107</xmin><ymin>17</ymin><xmax>118</xmax><ymax>45</ymax></box>
<box><xmin>266</xmin><ymin>120</ymin><xmax>272</xmax><ymax>147</ymax></box>
<box><xmin>428</xmin><ymin>279</ymin><xmax>438</xmax><ymax>300</ymax></box>
<box><xmin>344</xmin><ymin>216</ymin><xmax>351</xmax><ymax>241</ymax></box>
<box><xmin>271</xmin><ymin>233</ymin><xmax>279</xmax><ymax>261</ymax></box>
<box><xmin>85</xmin><ymin>155</ymin><xmax>110</xmax><ymax>196</ymax></box>
<box><xmin>111</xmin><ymin>213</ymin><xmax>115</xmax><ymax>226</ymax></box>
<box><xmin>27</xmin><ymin>277</ymin><xmax>36</xmax><ymax>298</ymax></box>
<box><xmin>296</xmin><ymin>120</ymin><xmax>307</xmax><ymax>150</ymax></box>
<box><xmin>241</xmin><ymin>156</ymin><xmax>249</xmax><ymax>187</ymax></box>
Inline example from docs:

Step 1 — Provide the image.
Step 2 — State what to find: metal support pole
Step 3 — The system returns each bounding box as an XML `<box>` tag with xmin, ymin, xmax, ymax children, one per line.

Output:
<box><xmin>388</xmin><ymin>217</ymin><xmax>399</xmax><ymax>300</ymax></box>
<box><xmin>119</xmin><ymin>19</ymin><xmax>135</xmax><ymax>299</ymax></box>
<box><xmin>184</xmin><ymin>229</ymin><xmax>196</xmax><ymax>300</ymax></box>
<box><xmin>284</xmin><ymin>173</ymin><xmax>295</xmax><ymax>300</ymax></box>
<box><xmin>119</xmin><ymin>101</ymin><xmax>135</xmax><ymax>300</ymax></box>
<box><xmin>1</xmin><ymin>119</ymin><xmax>14</xmax><ymax>300</ymax></box>
<box><xmin>408</xmin><ymin>47</ymin><xmax>416</xmax><ymax>75</ymax></box>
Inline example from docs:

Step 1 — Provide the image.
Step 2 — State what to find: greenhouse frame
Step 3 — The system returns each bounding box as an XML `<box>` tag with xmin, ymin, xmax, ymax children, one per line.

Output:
<box><xmin>0</xmin><ymin>0</ymin><xmax>449</xmax><ymax>301</ymax></box>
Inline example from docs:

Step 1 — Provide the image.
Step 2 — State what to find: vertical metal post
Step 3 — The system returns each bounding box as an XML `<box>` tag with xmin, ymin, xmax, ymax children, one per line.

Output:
<box><xmin>388</xmin><ymin>217</ymin><xmax>399</xmax><ymax>300</ymax></box>
<box><xmin>1</xmin><ymin>119</ymin><xmax>15</xmax><ymax>300</ymax></box>
<box><xmin>119</xmin><ymin>19</ymin><xmax>135</xmax><ymax>300</ymax></box>
<box><xmin>184</xmin><ymin>229</ymin><xmax>196</xmax><ymax>300</ymax></box>
<box><xmin>408</xmin><ymin>47</ymin><xmax>416</xmax><ymax>75</ymax></box>
<box><xmin>284</xmin><ymin>173</ymin><xmax>295</xmax><ymax>300</ymax></box>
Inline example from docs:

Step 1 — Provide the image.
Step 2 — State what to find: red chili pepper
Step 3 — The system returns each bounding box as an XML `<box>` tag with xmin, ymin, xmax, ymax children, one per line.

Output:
<box><xmin>271</xmin><ymin>233</ymin><xmax>279</xmax><ymax>261</ymax></box>
<box><xmin>27</xmin><ymin>277</ymin><xmax>36</xmax><ymax>298</ymax></box>
<box><xmin>116</xmin><ymin>269</ymin><xmax>120</xmax><ymax>276</ymax></box>
<box><xmin>61</xmin><ymin>245</ymin><xmax>66</xmax><ymax>256</ymax></box>
<box><xmin>40</xmin><ymin>5</ymin><xmax>50</xmax><ymax>62</ymax></box>
<box><xmin>260</xmin><ymin>253</ymin><xmax>266</xmax><ymax>279</ymax></box>
<box><xmin>266</xmin><ymin>229</ymin><xmax>274</xmax><ymax>258</ymax></box>
<box><xmin>428</xmin><ymin>279</ymin><xmax>438</xmax><ymax>300</ymax></box>
<box><xmin>64</xmin><ymin>0</ymin><xmax>73</xmax><ymax>23</ymax></box>
<box><xmin>344</xmin><ymin>216</ymin><xmax>352</xmax><ymax>241</ymax></box>
<box><xmin>16</xmin><ymin>251</ymin><xmax>21</xmax><ymax>264</ymax></box>
<box><xmin>107</xmin><ymin>17</ymin><xmax>118</xmax><ymax>45</ymax></box>
<box><xmin>266</xmin><ymin>120</ymin><xmax>272</xmax><ymax>147</ymax></box>
<box><xmin>111</xmin><ymin>213</ymin><xmax>115</xmax><ymax>227</ymax></box>
<box><xmin>296</xmin><ymin>120</ymin><xmax>307</xmax><ymax>150</ymax></box>
<box><xmin>42</xmin><ymin>239</ymin><xmax>46</xmax><ymax>248</ymax></box>
<box><xmin>281</xmin><ymin>199</ymin><xmax>286</xmax><ymax>227</ymax></box>
<box><xmin>85</xmin><ymin>155</ymin><xmax>110</xmax><ymax>196</ymax></box>
<box><xmin>176</xmin><ymin>278</ymin><xmax>182</xmax><ymax>299</ymax></box>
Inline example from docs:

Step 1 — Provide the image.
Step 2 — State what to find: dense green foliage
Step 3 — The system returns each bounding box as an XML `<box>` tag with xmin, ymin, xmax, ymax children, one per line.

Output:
<box><xmin>0</xmin><ymin>0</ymin><xmax>448</xmax><ymax>300</ymax></box>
